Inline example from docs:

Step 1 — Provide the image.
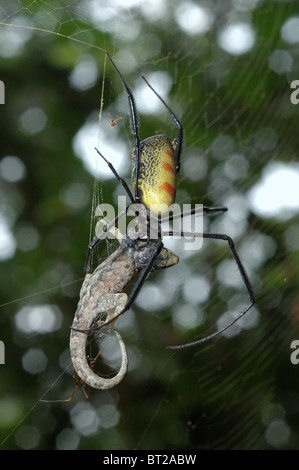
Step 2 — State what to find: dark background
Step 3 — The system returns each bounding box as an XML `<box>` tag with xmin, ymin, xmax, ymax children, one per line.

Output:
<box><xmin>0</xmin><ymin>0</ymin><xmax>299</xmax><ymax>450</ymax></box>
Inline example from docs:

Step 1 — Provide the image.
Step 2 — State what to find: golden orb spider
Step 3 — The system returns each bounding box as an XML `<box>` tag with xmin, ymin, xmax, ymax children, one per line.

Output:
<box><xmin>74</xmin><ymin>51</ymin><xmax>255</xmax><ymax>349</ymax></box>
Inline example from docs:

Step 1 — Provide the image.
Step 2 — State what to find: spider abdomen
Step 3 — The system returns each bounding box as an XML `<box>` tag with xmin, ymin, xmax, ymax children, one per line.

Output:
<box><xmin>132</xmin><ymin>134</ymin><xmax>177</xmax><ymax>214</ymax></box>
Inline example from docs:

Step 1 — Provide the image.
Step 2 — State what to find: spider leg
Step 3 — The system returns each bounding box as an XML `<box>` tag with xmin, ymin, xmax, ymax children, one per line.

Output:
<box><xmin>106</xmin><ymin>51</ymin><xmax>141</xmax><ymax>202</ymax></box>
<box><xmin>40</xmin><ymin>383</ymin><xmax>80</xmax><ymax>403</ymax></box>
<box><xmin>160</xmin><ymin>206</ymin><xmax>228</xmax><ymax>225</ymax></box>
<box><xmin>40</xmin><ymin>364</ymin><xmax>80</xmax><ymax>403</ymax></box>
<box><xmin>141</xmin><ymin>75</ymin><xmax>183</xmax><ymax>174</ymax></box>
<box><xmin>202</xmin><ymin>206</ymin><xmax>228</xmax><ymax>217</ymax></box>
<box><xmin>94</xmin><ymin>147</ymin><xmax>135</xmax><ymax>203</ymax></box>
<box><xmin>74</xmin><ymin>240</ymin><xmax>164</xmax><ymax>334</ymax></box>
<box><xmin>85</xmin><ymin>205</ymin><xmax>131</xmax><ymax>272</ymax></box>
<box><xmin>163</xmin><ymin>230</ymin><xmax>255</xmax><ymax>349</ymax></box>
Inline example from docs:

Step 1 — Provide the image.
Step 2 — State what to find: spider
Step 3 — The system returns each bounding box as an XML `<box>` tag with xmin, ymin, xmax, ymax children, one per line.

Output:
<box><xmin>78</xmin><ymin>51</ymin><xmax>255</xmax><ymax>349</ymax></box>
<box><xmin>108</xmin><ymin>112</ymin><xmax>125</xmax><ymax>128</ymax></box>
<box><xmin>40</xmin><ymin>352</ymin><xmax>103</xmax><ymax>403</ymax></box>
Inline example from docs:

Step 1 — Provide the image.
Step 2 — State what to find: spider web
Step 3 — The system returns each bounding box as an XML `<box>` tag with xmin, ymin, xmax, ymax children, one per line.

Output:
<box><xmin>0</xmin><ymin>0</ymin><xmax>299</xmax><ymax>450</ymax></box>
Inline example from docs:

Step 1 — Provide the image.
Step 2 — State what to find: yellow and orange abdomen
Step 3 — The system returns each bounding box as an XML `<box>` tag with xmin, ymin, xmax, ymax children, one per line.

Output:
<box><xmin>132</xmin><ymin>135</ymin><xmax>176</xmax><ymax>214</ymax></box>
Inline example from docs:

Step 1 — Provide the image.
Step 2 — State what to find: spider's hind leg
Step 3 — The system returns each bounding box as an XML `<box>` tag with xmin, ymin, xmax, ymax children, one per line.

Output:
<box><xmin>164</xmin><ymin>230</ymin><xmax>255</xmax><ymax>349</ymax></box>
